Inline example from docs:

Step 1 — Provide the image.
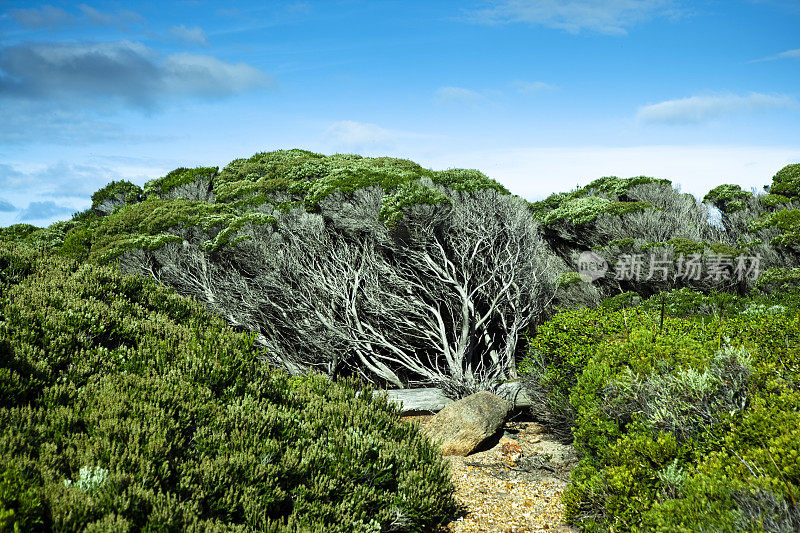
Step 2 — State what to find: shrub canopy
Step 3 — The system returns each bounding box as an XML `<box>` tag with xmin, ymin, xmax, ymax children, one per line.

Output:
<box><xmin>0</xmin><ymin>242</ymin><xmax>457</xmax><ymax>531</ymax></box>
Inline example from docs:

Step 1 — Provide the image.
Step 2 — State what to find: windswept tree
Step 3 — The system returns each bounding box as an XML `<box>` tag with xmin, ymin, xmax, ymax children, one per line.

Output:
<box><xmin>77</xmin><ymin>150</ymin><xmax>563</xmax><ymax>394</ymax></box>
<box><xmin>531</xmin><ymin>175</ymin><xmax>775</xmax><ymax>302</ymax></box>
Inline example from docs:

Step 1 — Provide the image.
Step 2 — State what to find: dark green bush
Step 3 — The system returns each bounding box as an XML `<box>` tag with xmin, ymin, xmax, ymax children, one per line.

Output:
<box><xmin>519</xmin><ymin>307</ymin><xmax>631</xmax><ymax>441</ymax></box>
<box><xmin>751</xmin><ymin>208</ymin><xmax>800</xmax><ymax>247</ymax></box>
<box><xmin>0</xmin><ymin>243</ymin><xmax>457</xmax><ymax>531</ymax></box>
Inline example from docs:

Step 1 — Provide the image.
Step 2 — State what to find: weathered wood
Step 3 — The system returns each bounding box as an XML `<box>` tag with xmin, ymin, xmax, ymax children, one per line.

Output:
<box><xmin>375</xmin><ymin>388</ymin><xmax>453</xmax><ymax>413</ymax></box>
<box><xmin>495</xmin><ymin>382</ymin><xmax>533</xmax><ymax>409</ymax></box>
<box><xmin>373</xmin><ymin>382</ymin><xmax>532</xmax><ymax>414</ymax></box>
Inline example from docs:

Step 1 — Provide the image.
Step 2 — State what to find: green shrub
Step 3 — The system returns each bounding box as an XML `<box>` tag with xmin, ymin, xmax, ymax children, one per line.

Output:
<box><xmin>582</xmin><ymin>176</ymin><xmax>671</xmax><ymax>199</ymax></box>
<box><xmin>768</xmin><ymin>163</ymin><xmax>800</xmax><ymax>200</ymax></box>
<box><xmin>703</xmin><ymin>184</ymin><xmax>753</xmax><ymax>214</ymax></box>
<box><xmin>756</xmin><ymin>267</ymin><xmax>800</xmax><ymax>294</ymax></box>
<box><xmin>522</xmin><ymin>286</ymin><xmax>800</xmax><ymax>532</ymax></box>
<box><xmin>751</xmin><ymin>208</ymin><xmax>800</xmax><ymax>247</ymax></box>
<box><xmin>90</xmin><ymin>180</ymin><xmax>143</xmax><ymax>215</ymax></box>
<box><xmin>604</xmin><ymin>201</ymin><xmax>655</xmax><ymax>217</ymax></box>
<box><xmin>0</xmin><ymin>243</ymin><xmax>457</xmax><ymax>531</ymax></box>
<box><xmin>599</xmin><ymin>291</ymin><xmax>641</xmax><ymax>310</ymax></box>
<box><xmin>762</xmin><ymin>193</ymin><xmax>791</xmax><ymax>208</ymax></box>
<box><xmin>143</xmin><ymin>166</ymin><xmax>218</xmax><ymax>199</ymax></box>
<box><xmin>558</xmin><ymin>271</ymin><xmax>584</xmax><ymax>288</ymax></box>
<box><xmin>542</xmin><ymin>196</ymin><xmax>612</xmax><ymax>227</ymax></box>
<box><xmin>519</xmin><ymin>307</ymin><xmax>630</xmax><ymax>441</ymax></box>
<box><xmin>0</xmin><ymin>224</ymin><xmax>39</xmax><ymax>243</ymax></box>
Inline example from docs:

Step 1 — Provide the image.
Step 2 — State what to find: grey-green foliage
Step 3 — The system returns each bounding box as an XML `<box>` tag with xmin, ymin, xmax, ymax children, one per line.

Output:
<box><xmin>731</xmin><ymin>488</ymin><xmax>800</xmax><ymax>533</ymax></box>
<box><xmin>117</xmin><ymin>187</ymin><xmax>563</xmax><ymax>394</ymax></box>
<box><xmin>63</xmin><ymin>466</ymin><xmax>109</xmax><ymax>493</ymax></box>
<box><xmin>601</xmin><ymin>346</ymin><xmax>751</xmax><ymax>443</ymax></box>
<box><xmin>741</xmin><ymin>303</ymin><xmax>787</xmax><ymax>316</ymax></box>
<box><xmin>536</xmin><ymin>177</ymin><xmax>739</xmax><ymax>302</ymax></box>
<box><xmin>656</xmin><ymin>459</ymin><xmax>687</xmax><ymax>500</ymax></box>
<box><xmin>101</xmin><ymin>151</ymin><xmax>563</xmax><ymax>394</ymax></box>
<box><xmin>91</xmin><ymin>180</ymin><xmax>143</xmax><ymax>215</ymax></box>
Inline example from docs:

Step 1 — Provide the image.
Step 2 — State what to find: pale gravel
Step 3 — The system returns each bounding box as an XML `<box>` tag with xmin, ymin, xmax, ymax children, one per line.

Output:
<box><xmin>402</xmin><ymin>415</ymin><xmax>579</xmax><ymax>533</ymax></box>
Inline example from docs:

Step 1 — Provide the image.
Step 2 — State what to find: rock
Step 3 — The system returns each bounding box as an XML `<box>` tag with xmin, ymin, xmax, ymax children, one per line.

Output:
<box><xmin>423</xmin><ymin>391</ymin><xmax>513</xmax><ymax>456</ymax></box>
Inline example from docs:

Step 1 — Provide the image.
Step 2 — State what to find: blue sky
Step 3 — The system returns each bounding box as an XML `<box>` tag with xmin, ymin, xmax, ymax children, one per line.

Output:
<box><xmin>1</xmin><ymin>0</ymin><xmax>798</xmax><ymax>226</ymax></box>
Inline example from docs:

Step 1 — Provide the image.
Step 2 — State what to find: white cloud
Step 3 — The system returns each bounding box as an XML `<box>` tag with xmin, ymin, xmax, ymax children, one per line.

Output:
<box><xmin>167</xmin><ymin>25</ymin><xmax>208</xmax><ymax>46</ymax></box>
<box><xmin>8</xmin><ymin>4</ymin><xmax>145</xmax><ymax>31</ymax></box>
<box><xmin>0</xmin><ymin>161</ymin><xmax>115</xmax><ymax>198</ymax></box>
<box><xmin>435</xmin><ymin>86</ymin><xmax>484</xmax><ymax>105</ymax></box>
<box><xmin>0</xmin><ymin>159</ymin><xmax>171</xmax><ymax>227</ymax></box>
<box><xmin>468</xmin><ymin>0</ymin><xmax>681</xmax><ymax>35</ymax></box>
<box><xmin>17</xmin><ymin>201</ymin><xmax>75</xmax><ymax>222</ymax></box>
<box><xmin>637</xmin><ymin>93</ymin><xmax>798</xmax><ymax>124</ymax></box>
<box><xmin>512</xmin><ymin>80</ymin><xmax>557</xmax><ymax>93</ymax></box>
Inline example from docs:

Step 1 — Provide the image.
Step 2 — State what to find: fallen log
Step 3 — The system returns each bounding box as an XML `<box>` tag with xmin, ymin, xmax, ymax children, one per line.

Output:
<box><xmin>373</xmin><ymin>382</ymin><xmax>533</xmax><ymax>414</ymax></box>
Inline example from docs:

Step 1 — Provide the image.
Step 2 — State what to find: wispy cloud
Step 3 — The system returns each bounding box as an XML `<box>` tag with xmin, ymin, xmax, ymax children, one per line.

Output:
<box><xmin>0</xmin><ymin>41</ymin><xmax>273</xmax><ymax>110</ymax></box>
<box><xmin>637</xmin><ymin>93</ymin><xmax>798</xmax><ymax>124</ymax></box>
<box><xmin>0</xmin><ymin>162</ymin><xmax>116</xmax><ymax>198</ymax></box>
<box><xmin>467</xmin><ymin>0</ymin><xmax>682</xmax><ymax>35</ymax></box>
<box><xmin>0</xmin><ymin>103</ymin><xmax>150</xmax><ymax>145</ymax></box>
<box><xmin>166</xmin><ymin>25</ymin><xmax>208</xmax><ymax>46</ymax></box>
<box><xmin>77</xmin><ymin>4</ymin><xmax>144</xmax><ymax>31</ymax></box>
<box><xmin>0</xmin><ymin>199</ymin><xmax>16</xmax><ymax>212</ymax></box>
<box><xmin>435</xmin><ymin>86</ymin><xmax>484</xmax><ymax>105</ymax></box>
<box><xmin>8</xmin><ymin>4</ymin><xmax>144</xmax><ymax>31</ymax></box>
<box><xmin>323</xmin><ymin>121</ymin><xmax>400</xmax><ymax>151</ymax></box>
<box><xmin>8</xmin><ymin>4</ymin><xmax>73</xmax><ymax>29</ymax></box>
<box><xmin>17</xmin><ymin>201</ymin><xmax>76</xmax><ymax>221</ymax></box>
<box><xmin>511</xmin><ymin>80</ymin><xmax>557</xmax><ymax>93</ymax></box>
<box><xmin>751</xmin><ymin>48</ymin><xmax>800</xmax><ymax>62</ymax></box>
<box><xmin>322</xmin><ymin>121</ymin><xmax>437</xmax><ymax>153</ymax></box>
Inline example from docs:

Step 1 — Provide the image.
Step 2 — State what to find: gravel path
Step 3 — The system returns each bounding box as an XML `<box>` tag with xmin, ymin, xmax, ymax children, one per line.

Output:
<box><xmin>402</xmin><ymin>414</ymin><xmax>579</xmax><ymax>533</ymax></box>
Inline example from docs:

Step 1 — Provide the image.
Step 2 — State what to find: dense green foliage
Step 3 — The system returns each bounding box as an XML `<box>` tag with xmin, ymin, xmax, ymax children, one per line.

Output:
<box><xmin>521</xmin><ymin>285</ymin><xmax>800</xmax><ymax>532</ymax></box>
<box><xmin>4</xmin><ymin>153</ymin><xmax>800</xmax><ymax>532</ymax></box>
<box><xmin>704</xmin><ymin>184</ymin><xmax>753</xmax><ymax>214</ymax></box>
<box><xmin>90</xmin><ymin>180</ymin><xmax>143</xmax><ymax>215</ymax></box>
<box><xmin>143</xmin><ymin>166</ymin><xmax>218</xmax><ymax>199</ymax></box>
<box><xmin>768</xmin><ymin>164</ymin><xmax>800</xmax><ymax>200</ymax></box>
<box><xmin>213</xmin><ymin>150</ymin><xmax>507</xmax><ymax>226</ymax></box>
<box><xmin>0</xmin><ymin>243</ymin><xmax>457</xmax><ymax>531</ymax></box>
